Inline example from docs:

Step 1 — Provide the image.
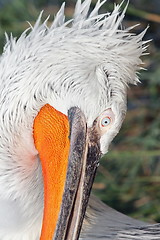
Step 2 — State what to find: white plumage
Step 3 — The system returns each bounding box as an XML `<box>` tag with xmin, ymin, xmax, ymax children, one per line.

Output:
<box><xmin>0</xmin><ymin>0</ymin><xmax>147</xmax><ymax>239</ymax></box>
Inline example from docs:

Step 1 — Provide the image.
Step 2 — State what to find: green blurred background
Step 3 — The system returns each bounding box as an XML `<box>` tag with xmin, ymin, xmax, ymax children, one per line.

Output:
<box><xmin>0</xmin><ymin>0</ymin><xmax>159</xmax><ymax>223</ymax></box>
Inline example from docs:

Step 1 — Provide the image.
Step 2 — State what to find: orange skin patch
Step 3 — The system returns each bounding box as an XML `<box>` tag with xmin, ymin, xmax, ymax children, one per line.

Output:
<box><xmin>33</xmin><ymin>104</ymin><xmax>70</xmax><ymax>240</ymax></box>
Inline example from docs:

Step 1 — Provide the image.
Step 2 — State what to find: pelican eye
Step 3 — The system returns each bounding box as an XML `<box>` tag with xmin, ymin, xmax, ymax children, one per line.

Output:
<box><xmin>101</xmin><ymin>116</ymin><xmax>111</xmax><ymax>127</ymax></box>
<box><xmin>97</xmin><ymin>108</ymin><xmax>115</xmax><ymax>135</ymax></box>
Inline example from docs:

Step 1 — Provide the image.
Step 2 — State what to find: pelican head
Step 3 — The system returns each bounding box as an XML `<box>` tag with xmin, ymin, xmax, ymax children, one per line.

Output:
<box><xmin>0</xmin><ymin>0</ymin><xmax>147</xmax><ymax>239</ymax></box>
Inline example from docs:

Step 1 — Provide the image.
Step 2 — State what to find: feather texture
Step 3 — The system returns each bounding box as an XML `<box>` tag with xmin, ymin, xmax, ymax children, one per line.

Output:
<box><xmin>81</xmin><ymin>196</ymin><xmax>159</xmax><ymax>240</ymax></box>
<box><xmin>0</xmin><ymin>1</ymin><xmax>147</xmax><ymax>239</ymax></box>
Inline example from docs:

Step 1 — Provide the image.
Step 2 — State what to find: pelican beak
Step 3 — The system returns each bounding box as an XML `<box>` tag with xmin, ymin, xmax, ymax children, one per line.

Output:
<box><xmin>33</xmin><ymin>105</ymin><xmax>101</xmax><ymax>240</ymax></box>
<box><xmin>54</xmin><ymin>107</ymin><xmax>101</xmax><ymax>240</ymax></box>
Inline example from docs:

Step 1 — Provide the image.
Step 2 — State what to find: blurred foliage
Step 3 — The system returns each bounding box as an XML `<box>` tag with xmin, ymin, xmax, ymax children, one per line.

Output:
<box><xmin>0</xmin><ymin>0</ymin><xmax>159</xmax><ymax>223</ymax></box>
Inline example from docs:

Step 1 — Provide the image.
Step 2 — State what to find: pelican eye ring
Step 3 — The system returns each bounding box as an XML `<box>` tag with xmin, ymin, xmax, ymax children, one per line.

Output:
<box><xmin>101</xmin><ymin>117</ymin><xmax>111</xmax><ymax>127</ymax></box>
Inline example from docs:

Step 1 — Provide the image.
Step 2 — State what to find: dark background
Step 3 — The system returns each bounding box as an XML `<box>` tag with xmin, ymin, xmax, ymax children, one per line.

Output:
<box><xmin>0</xmin><ymin>0</ymin><xmax>159</xmax><ymax>223</ymax></box>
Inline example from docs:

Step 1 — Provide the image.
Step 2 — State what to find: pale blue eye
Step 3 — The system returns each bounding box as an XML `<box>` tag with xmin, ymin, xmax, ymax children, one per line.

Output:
<box><xmin>101</xmin><ymin>117</ymin><xmax>111</xmax><ymax>127</ymax></box>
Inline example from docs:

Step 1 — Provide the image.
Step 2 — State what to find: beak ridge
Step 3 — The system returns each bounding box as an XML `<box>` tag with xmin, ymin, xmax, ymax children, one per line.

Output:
<box><xmin>54</xmin><ymin>107</ymin><xmax>101</xmax><ymax>240</ymax></box>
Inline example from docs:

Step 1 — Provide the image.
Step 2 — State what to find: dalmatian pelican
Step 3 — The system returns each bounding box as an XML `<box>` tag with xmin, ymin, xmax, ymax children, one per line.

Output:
<box><xmin>1</xmin><ymin>0</ymin><xmax>158</xmax><ymax>240</ymax></box>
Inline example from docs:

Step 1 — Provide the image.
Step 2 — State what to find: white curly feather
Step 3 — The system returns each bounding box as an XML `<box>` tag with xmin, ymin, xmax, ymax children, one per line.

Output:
<box><xmin>0</xmin><ymin>1</ymin><xmax>147</xmax><ymax>239</ymax></box>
